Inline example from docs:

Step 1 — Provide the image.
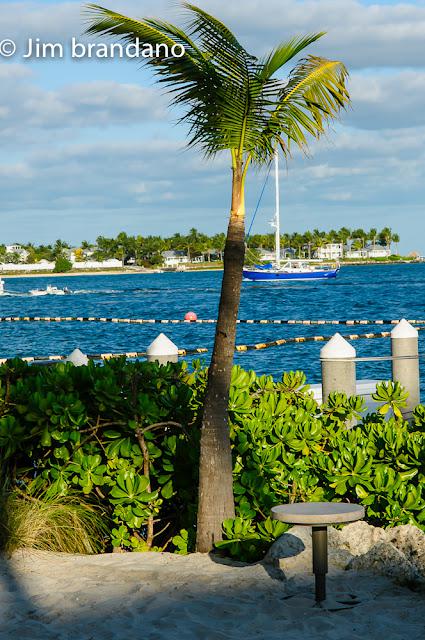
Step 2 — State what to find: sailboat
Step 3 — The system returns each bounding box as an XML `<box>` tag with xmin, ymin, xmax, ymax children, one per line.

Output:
<box><xmin>242</xmin><ymin>151</ymin><xmax>340</xmax><ymax>282</ymax></box>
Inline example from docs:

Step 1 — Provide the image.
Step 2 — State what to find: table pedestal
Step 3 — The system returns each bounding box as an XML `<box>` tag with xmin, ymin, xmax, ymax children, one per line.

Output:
<box><xmin>312</xmin><ymin>526</ymin><xmax>328</xmax><ymax>603</ymax></box>
<box><xmin>271</xmin><ymin>502</ymin><xmax>365</xmax><ymax>607</ymax></box>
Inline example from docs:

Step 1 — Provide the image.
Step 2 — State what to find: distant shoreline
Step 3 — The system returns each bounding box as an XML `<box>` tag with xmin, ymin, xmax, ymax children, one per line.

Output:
<box><xmin>0</xmin><ymin>261</ymin><xmax>421</xmax><ymax>279</ymax></box>
<box><xmin>1</xmin><ymin>267</ymin><xmax>223</xmax><ymax>279</ymax></box>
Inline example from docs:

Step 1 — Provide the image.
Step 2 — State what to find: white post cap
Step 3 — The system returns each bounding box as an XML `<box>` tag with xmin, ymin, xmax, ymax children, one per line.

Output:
<box><xmin>65</xmin><ymin>348</ymin><xmax>89</xmax><ymax>366</ymax></box>
<box><xmin>391</xmin><ymin>318</ymin><xmax>418</xmax><ymax>339</ymax></box>
<box><xmin>147</xmin><ymin>333</ymin><xmax>178</xmax><ymax>357</ymax></box>
<box><xmin>320</xmin><ymin>333</ymin><xmax>356</xmax><ymax>360</ymax></box>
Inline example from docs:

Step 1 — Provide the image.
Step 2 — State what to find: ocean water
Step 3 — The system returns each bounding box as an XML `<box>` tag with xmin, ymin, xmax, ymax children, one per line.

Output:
<box><xmin>1</xmin><ymin>264</ymin><xmax>425</xmax><ymax>389</ymax></box>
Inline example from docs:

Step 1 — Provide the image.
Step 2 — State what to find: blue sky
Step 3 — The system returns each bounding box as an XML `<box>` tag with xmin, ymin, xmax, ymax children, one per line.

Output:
<box><xmin>1</xmin><ymin>1</ymin><xmax>425</xmax><ymax>252</ymax></box>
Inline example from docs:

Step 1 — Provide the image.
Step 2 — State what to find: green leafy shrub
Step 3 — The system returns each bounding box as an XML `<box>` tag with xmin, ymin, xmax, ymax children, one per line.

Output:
<box><xmin>0</xmin><ymin>358</ymin><xmax>199</xmax><ymax>553</ymax></box>
<box><xmin>1</xmin><ymin>359</ymin><xmax>425</xmax><ymax>561</ymax></box>
<box><xmin>53</xmin><ymin>256</ymin><xmax>73</xmax><ymax>272</ymax></box>
<box><xmin>215</xmin><ymin>516</ymin><xmax>289</xmax><ymax>562</ymax></box>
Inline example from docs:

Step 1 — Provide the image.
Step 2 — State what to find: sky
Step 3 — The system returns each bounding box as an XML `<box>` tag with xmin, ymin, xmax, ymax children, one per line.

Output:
<box><xmin>1</xmin><ymin>1</ymin><xmax>425</xmax><ymax>252</ymax></box>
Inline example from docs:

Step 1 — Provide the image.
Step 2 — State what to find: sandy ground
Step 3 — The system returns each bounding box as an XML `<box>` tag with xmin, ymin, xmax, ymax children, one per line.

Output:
<box><xmin>1</xmin><ymin>549</ymin><xmax>424</xmax><ymax>640</ymax></box>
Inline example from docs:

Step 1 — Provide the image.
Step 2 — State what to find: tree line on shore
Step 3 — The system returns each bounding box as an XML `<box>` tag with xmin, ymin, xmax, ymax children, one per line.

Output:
<box><xmin>2</xmin><ymin>226</ymin><xmax>400</xmax><ymax>267</ymax></box>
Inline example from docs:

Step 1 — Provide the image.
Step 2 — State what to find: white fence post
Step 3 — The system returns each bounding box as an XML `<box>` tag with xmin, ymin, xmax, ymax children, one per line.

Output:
<box><xmin>320</xmin><ymin>333</ymin><xmax>356</xmax><ymax>402</ymax></box>
<box><xmin>65</xmin><ymin>348</ymin><xmax>89</xmax><ymax>366</ymax></box>
<box><xmin>147</xmin><ymin>333</ymin><xmax>179</xmax><ymax>364</ymax></box>
<box><xmin>391</xmin><ymin>319</ymin><xmax>420</xmax><ymax>417</ymax></box>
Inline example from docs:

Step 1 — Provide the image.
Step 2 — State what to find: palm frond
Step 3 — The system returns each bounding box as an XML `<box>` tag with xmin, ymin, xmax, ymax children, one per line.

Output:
<box><xmin>83</xmin><ymin>4</ymin><xmax>350</xmax><ymax>163</ymax></box>
<box><xmin>259</xmin><ymin>33</ymin><xmax>325</xmax><ymax>80</ymax></box>
<box><xmin>252</xmin><ymin>56</ymin><xmax>349</xmax><ymax>162</ymax></box>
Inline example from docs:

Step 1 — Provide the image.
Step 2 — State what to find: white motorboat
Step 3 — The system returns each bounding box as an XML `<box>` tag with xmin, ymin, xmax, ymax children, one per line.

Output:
<box><xmin>29</xmin><ymin>284</ymin><xmax>72</xmax><ymax>296</ymax></box>
<box><xmin>0</xmin><ymin>278</ymin><xmax>5</xmax><ymax>295</ymax></box>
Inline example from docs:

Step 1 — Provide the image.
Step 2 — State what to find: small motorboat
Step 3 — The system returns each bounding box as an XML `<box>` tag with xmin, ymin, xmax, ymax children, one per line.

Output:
<box><xmin>0</xmin><ymin>278</ymin><xmax>5</xmax><ymax>295</ymax></box>
<box><xmin>29</xmin><ymin>284</ymin><xmax>72</xmax><ymax>296</ymax></box>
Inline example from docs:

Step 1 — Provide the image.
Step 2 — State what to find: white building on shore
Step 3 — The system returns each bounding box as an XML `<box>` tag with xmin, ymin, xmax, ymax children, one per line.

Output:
<box><xmin>345</xmin><ymin>244</ymin><xmax>391</xmax><ymax>259</ymax></box>
<box><xmin>161</xmin><ymin>250</ymin><xmax>189</xmax><ymax>268</ymax></box>
<box><xmin>5</xmin><ymin>244</ymin><xmax>29</xmax><ymax>262</ymax></box>
<box><xmin>315</xmin><ymin>243</ymin><xmax>344</xmax><ymax>260</ymax></box>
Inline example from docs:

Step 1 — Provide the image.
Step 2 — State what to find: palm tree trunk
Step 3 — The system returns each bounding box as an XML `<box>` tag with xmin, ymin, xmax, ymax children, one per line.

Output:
<box><xmin>196</xmin><ymin>162</ymin><xmax>245</xmax><ymax>552</ymax></box>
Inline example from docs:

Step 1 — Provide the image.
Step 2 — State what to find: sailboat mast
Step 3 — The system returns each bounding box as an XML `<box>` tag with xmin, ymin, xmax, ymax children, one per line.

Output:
<box><xmin>274</xmin><ymin>149</ymin><xmax>280</xmax><ymax>268</ymax></box>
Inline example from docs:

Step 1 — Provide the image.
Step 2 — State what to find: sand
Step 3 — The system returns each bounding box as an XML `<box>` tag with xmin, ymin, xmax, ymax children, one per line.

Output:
<box><xmin>1</xmin><ymin>543</ymin><xmax>424</xmax><ymax>640</ymax></box>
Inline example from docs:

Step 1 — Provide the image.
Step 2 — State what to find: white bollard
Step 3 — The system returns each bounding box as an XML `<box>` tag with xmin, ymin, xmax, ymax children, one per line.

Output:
<box><xmin>320</xmin><ymin>333</ymin><xmax>356</xmax><ymax>402</ymax></box>
<box><xmin>146</xmin><ymin>333</ymin><xmax>178</xmax><ymax>364</ymax></box>
<box><xmin>391</xmin><ymin>319</ymin><xmax>420</xmax><ymax>416</ymax></box>
<box><xmin>65</xmin><ymin>348</ymin><xmax>89</xmax><ymax>366</ymax></box>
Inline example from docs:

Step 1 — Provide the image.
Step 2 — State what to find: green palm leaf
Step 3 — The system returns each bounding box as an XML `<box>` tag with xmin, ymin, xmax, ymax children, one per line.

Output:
<box><xmin>84</xmin><ymin>4</ymin><xmax>349</xmax><ymax>161</ymax></box>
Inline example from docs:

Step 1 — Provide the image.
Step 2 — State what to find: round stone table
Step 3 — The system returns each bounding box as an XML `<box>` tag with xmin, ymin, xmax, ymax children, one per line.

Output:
<box><xmin>272</xmin><ymin>502</ymin><xmax>365</xmax><ymax>603</ymax></box>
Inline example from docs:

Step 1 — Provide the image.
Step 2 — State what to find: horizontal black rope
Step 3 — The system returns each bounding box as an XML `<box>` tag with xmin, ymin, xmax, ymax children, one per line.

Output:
<box><xmin>1</xmin><ymin>316</ymin><xmax>425</xmax><ymax>326</ymax></box>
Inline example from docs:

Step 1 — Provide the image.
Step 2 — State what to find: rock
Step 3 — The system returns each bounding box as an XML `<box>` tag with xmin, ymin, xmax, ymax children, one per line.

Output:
<box><xmin>329</xmin><ymin>520</ymin><xmax>387</xmax><ymax>556</ymax></box>
<box><xmin>386</xmin><ymin>525</ymin><xmax>425</xmax><ymax>578</ymax></box>
<box><xmin>265</xmin><ymin>525</ymin><xmax>352</xmax><ymax>572</ymax></box>
<box><xmin>264</xmin><ymin>526</ymin><xmax>309</xmax><ymax>565</ymax></box>
<box><xmin>349</xmin><ymin>542</ymin><xmax>423</xmax><ymax>586</ymax></box>
<box><xmin>265</xmin><ymin>520</ymin><xmax>425</xmax><ymax>587</ymax></box>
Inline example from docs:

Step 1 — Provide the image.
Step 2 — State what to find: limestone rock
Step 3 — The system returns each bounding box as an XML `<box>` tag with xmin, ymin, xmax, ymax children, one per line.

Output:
<box><xmin>265</xmin><ymin>520</ymin><xmax>425</xmax><ymax>587</ymax></box>
<box><xmin>264</xmin><ymin>525</ymin><xmax>310</xmax><ymax>565</ymax></box>
<box><xmin>329</xmin><ymin>520</ymin><xmax>387</xmax><ymax>556</ymax></box>
<box><xmin>349</xmin><ymin>542</ymin><xmax>423</xmax><ymax>586</ymax></box>
<box><xmin>386</xmin><ymin>524</ymin><xmax>425</xmax><ymax>578</ymax></box>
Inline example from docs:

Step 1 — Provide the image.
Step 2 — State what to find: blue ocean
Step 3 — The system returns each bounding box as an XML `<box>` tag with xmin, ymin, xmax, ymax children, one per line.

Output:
<box><xmin>1</xmin><ymin>264</ymin><xmax>425</xmax><ymax>390</ymax></box>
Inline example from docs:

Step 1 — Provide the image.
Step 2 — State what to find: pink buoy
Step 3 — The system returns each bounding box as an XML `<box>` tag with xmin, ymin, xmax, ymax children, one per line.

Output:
<box><xmin>184</xmin><ymin>311</ymin><xmax>197</xmax><ymax>322</ymax></box>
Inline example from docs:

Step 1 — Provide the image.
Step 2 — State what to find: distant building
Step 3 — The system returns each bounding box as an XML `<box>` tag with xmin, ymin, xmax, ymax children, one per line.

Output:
<box><xmin>5</xmin><ymin>244</ymin><xmax>29</xmax><ymax>262</ymax></box>
<box><xmin>345</xmin><ymin>244</ymin><xmax>391</xmax><ymax>259</ymax></box>
<box><xmin>258</xmin><ymin>247</ymin><xmax>296</xmax><ymax>262</ymax></box>
<box><xmin>191</xmin><ymin>254</ymin><xmax>205</xmax><ymax>263</ymax></box>
<box><xmin>161</xmin><ymin>250</ymin><xmax>189</xmax><ymax>267</ymax></box>
<box><xmin>365</xmin><ymin>244</ymin><xmax>391</xmax><ymax>258</ymax></box>
<box><xmin>315</xmin><ymin>243</ymin><xmax>344</xmax><ymax>260</ymax></box>
<box><xmin>345</xmin><ymin>248</ymin><xmax>367</xmax><ymax>259</ymax></box>
<box><xmin>258</xmin><ymin>249</ymin><xmax>275</xmax><ymax>262</ymax></box>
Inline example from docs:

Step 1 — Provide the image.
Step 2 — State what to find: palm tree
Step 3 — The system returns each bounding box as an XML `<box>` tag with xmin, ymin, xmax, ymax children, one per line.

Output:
<box><xmin>368</xmin><ymin>228</ymin><xmax>377</xmax><ymax>247</ymax></box>
<box><xmin>85</xmin><ymin>2</ymin><xmax>349</xmax><ymax>552</ymax></box>
<box><xmin>211</xmin><ymin>233</ymin><xmax>226</xmax><ymax>260</ymax></box>
<box><xmin>392</xmin><ymin>232</ymin><xmax>400</xmax><ymax>255</ymax></box>
<box><xmin>338</xmin><ymin>227</ymin><xmax>351</xmax><ymax>255</ymax></box>
<box><xmin>352</xmin><ymin>228</ymin><xmax>367</xmax><ymax>249</ymax></box>
<box><xmin>303</xmin><ymin>231</ymin><xmax>313</xmax><ymax>259</ymax></box>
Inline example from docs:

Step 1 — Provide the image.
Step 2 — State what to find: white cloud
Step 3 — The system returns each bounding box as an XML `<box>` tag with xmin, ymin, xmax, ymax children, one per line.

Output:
<box><xmin>0</xmin><ymin>63</ymin><xmax>33</xmax><ymax>79</ymax></box>
<box><xmin>0</xmin><ymin>73</ymin><xmax>165</xmax><ymax>141</ymax></box>
<box><xmin>0</xmin><ymin>162</ymin><xmax>33</xmax><ymax>178</ymax></box>
<box><xmin>323</xmin><ymin>191</ymin><xmax>353</xmax><ymax>201</ymax></box>
<box><xmin>346</xmin><ymin>70</ymin><xmax>425</xmax><ymax>129</ymax></box>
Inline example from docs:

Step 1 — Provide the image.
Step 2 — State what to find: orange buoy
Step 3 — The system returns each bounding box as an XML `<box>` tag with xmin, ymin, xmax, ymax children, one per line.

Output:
<box><xmin>184</xmin><ymin>311</ymin><xmax>197</xmax><ymax>321</ymax></box>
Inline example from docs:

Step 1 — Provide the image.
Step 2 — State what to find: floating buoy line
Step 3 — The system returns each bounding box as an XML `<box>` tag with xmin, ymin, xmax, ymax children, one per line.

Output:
<box><xmin>1</xmin><ymin>316</ymin><xmax>425</xmax><ymax>326</ymax></box>
<box><xmin>2</xmin><ymin>327</ymin><xmax>425</xmax><ymax>366</ymax></box>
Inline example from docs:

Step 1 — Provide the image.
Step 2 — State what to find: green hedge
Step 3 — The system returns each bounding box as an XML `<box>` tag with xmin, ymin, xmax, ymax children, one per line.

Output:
<box><xmin>0</xmin><ymin>359</ymin><xmax>424</xmax><ymax>561</ymax></box>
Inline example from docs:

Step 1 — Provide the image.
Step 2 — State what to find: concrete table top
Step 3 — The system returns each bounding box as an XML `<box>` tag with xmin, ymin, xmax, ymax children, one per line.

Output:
<box><xmin>271</xmin><ymin>502</ymin><xmax>365</xmax><ymax>526</ymax></box>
